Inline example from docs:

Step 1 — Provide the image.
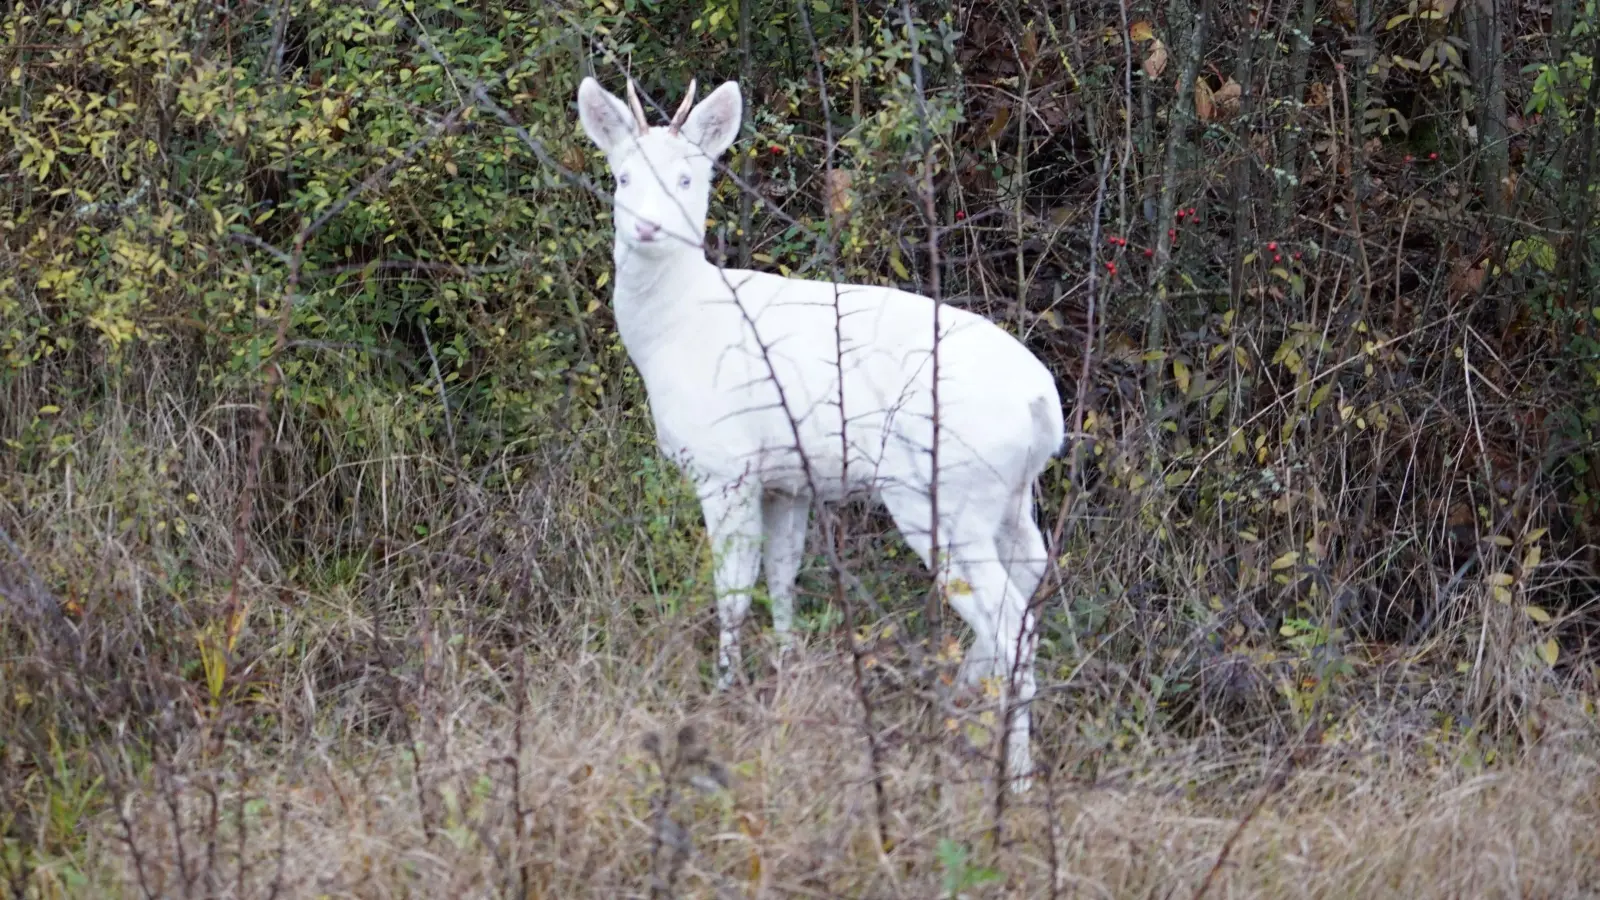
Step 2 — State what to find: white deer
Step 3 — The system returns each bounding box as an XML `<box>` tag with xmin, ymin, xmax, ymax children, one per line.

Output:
<box><xmin>576</xmin><ymin>75</ymin><xmax>1064</xmax><ymax>787</ymax></box>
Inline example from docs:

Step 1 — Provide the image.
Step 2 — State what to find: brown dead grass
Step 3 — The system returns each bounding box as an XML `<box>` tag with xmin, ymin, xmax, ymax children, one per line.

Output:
<box><xmin>78</xmin><ymin>631</ymin><xmax>1600</xmax><ymax>900</ymax></box>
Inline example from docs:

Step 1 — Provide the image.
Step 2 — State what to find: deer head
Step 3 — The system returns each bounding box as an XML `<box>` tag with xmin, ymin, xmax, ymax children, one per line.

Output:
<box><xmin>576</xmin><ymin>76</ymin><xmax>742</xmax><ymax>255</ymax></box>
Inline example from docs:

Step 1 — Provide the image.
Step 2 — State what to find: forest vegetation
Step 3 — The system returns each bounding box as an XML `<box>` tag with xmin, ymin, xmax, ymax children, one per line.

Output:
<box><xmin>2</xmin><ymin>0</ymin><xmax>1599</xmax><ymax>895</ymax></box>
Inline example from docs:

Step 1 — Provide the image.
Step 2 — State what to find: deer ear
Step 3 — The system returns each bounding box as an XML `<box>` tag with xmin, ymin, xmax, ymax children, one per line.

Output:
<box><xmin>577</xmin><ymin>77</ymin><xmax>637</xmax><ymax>156</ymax></box>
<box><xmin>679</xmin><ymin>81</ymin><xmax>742</xmax><ymax>160</ymax></box>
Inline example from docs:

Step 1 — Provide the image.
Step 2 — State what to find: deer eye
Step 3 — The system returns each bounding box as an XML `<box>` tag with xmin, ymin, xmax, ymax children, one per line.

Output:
<box><xmin>677</xmin><ymin>174</ymin><xmax>692</xmax><ymax>190</ymax></box>
<box><xmin>617</xmin><ymin>172</ymin><xmax>631</xmax><ymax>188</ymax></box>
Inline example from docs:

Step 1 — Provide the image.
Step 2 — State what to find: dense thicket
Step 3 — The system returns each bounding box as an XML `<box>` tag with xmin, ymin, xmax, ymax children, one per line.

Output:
<box><xmin>2</xmin><ymin>0</ymin><xmax>1598</xmax><ymax>893</ymax></box>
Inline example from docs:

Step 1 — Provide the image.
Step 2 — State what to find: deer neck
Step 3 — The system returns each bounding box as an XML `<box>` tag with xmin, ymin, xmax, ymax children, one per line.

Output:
<box><xmin>609</xmin><ymin>241</ymin><xmax>713</xmax><ymax>369</ymax></box>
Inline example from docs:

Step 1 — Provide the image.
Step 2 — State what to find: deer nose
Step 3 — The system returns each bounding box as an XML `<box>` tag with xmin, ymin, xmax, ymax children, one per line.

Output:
<box><xmin>634</xmin><ymin>221</ymin><xmax>661</xmax><ymax>242</ymax></box>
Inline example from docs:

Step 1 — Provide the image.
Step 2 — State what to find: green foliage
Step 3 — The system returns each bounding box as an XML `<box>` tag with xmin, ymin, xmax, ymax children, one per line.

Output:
<box><xmin>936</xmin><ymin>837</ymin><xmax>1001</xmax><ymax>899</ymax></box>
<box><xmin>2</xmin><ymin>0</ymin><xmax>622</xmax><ymax>447</ymax></box>
<box><xmin>1524</xmin><ymin>0</ymin><xmax>1596</xmax><ymax>119</ymax></box>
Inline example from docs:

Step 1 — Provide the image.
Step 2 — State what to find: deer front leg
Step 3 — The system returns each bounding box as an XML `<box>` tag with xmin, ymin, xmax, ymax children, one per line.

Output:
<box><xmin>700</xmin><ymin>482</ymin><xmax>764</xmax><ymax>691</ymax></box>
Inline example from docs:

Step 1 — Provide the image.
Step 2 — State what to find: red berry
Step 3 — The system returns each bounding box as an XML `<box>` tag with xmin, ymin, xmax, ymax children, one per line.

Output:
<box><xmin>1429</xmin><ymin>152</ymin><xmax>1438</xmax><ymax>160</ymax></box>
<box><xmin>1273</xmin><ymin>254</ymin><xmax>1282</xmax><ymax>263</ymax></box>
<box><xmin>1268</xmin><ymin>241</ymin><xmax>1278</xmax><ymax>251</ymax></box>
<box><xmin>1404</xmin><ymin>155</ymin><xmax>1414</xmax><ymax>163</ymax></box>
<box><xmin>1187</xmin><ymin>207</ymin><xmax>1197</xmax><ymax>217</ymax></box>
<box><xmin>955</xmin><ymin>210</ymin><xmax>966</xmax><ymax>220</ymax></box>
<box><xmin>1144</xmin><ymin>248</ymin><xmax>1154</xmax><ymax>257</ymax></box>
<box><xmin>770</xmin><ymin>144</ymin><xmax>783</xmax><ymax>154</ymax></box>
<box><xmin>1292</xmin><ymin>251</ymin><xmax>1302</xmax><ymax>261</ymax></box>
<box><xmin>1168</xmin><ymin>228</ymin><xmax>1177</xmax><ymax>240</ymax></box>
<box><xmin>1176</xmin><ymin>209</ymin><xmax>1186</xmax><ymax>219</ymax></box>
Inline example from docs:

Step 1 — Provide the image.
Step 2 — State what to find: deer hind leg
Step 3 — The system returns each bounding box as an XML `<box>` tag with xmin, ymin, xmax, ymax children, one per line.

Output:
<box><xmin>881</xmin><ymin>483</ymin><xmax>1038</xmax><ymax>790</ymax></box>
<box><xmin>997</xmin><ymin>484</ymin><xmax>1049</xmax><ymax>607</ymax></box>
<box><xmin>944</xmin><ymin>536</ymin><xmax>1038</xmax><ymax>790</ymax></box>
<box><xmin>988</xmin><ymin>488</ymin><xmax>1047</xmax><ymax>790</ymax></box>
<box><xmin>761</xmin><ymin>489</ymin><xmax>809</xmax><ymax>661</ymax></box>
<box><xmin>699</xmin><ymin>481</ymin><xmax>764</xmax><ymax>691</ymax></box>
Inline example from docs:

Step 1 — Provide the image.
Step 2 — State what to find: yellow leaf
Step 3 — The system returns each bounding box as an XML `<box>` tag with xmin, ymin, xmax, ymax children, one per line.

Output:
<box><xmin>889</xmin><ymin>250</ymin><xmax>909</xmax><ymax>280</ymax></box>
<box><xmin>1524</xmin><ymin>527</ymin><xmax>1549</xmax><ymax>543</ymax></box>
<box><xmin>1173</xmin><ymin>359</ymin><xmax>1191</xmax><ymax>394</ymax></box>
<box><xmin>1194</xmin><ymin>77</ymin><xmax>1215</xmax><ymax>122</ymax></box>
<box><xmin>596</xmin><ymin>270</ymin><xmax>610</xmax><ymax>289</ymax></box>
<box><xmin>1485</xmin><ymin>572</ymin><xmax>1515</xmax><ymax>587</ymax></box>
<box><xmin>1539</xmin><ymin>638</ymin><xmax>1560</xmax><ymax>666</ymax></box>
<box><xmin>1130</xmin><ymin>20</ymin><xmax>1155</xmax><ymax>41</ymax></box>
<box><xmin>1489</xmin><ymin>535</ymin><xmax>1514</xmax><ymax>547</ymax></box>
<box><xmin>1213</xmin><ymin>78</ymin><xmax>1243</xmax><ymax>118</ymax></box>
<box><xmin>824</xmin><ymin>168</ymin><xmax>855</xmax><ymax>222</ymax></box>
<box><xmin>1271</xmin><ymin>551</ymin><xmax>1300</xmax><ymax>570</ymax></box>
<box><xmin>1522</xmin><ymin>546</ymin><xmax>1541</xmax><ymax>571</ymax></box>
<box><xmin>1143</xmin><ymin>39</ymin><xmax>1169</xmax><ymax>79</ymax></box>
<box><xmin>1492</xmin><ymin>585</ymin><xmax>1513</xmax><ymax>604</ymax></box>
<box><xmin>1524</xmin><ymin>605</ymin><xmax>1551</xmax><ymax>623</ymax></box>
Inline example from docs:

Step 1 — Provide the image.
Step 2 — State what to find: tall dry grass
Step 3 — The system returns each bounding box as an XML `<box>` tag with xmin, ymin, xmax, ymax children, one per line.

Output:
<box><xmin>83</xmin><ymin>641</ymin><xmax>1600</xmax><ymax>898</ymax></box>
<box><xmin>4</xmin><ymin>362</ymin><xmax>1599</xmax><ymax>897</ymax></box>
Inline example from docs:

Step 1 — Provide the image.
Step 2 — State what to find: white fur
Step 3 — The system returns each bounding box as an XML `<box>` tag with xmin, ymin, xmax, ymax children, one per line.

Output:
<box><xmin>577</xmin><ymin>76</ymin><xmax>1064</xmax><ymax>788</ymax></box>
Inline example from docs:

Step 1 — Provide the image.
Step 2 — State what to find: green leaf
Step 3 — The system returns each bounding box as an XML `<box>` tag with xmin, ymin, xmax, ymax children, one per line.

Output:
<box><xmin>1310</xmin><ymin>381</ymin><xmax>1334</xmax><ymax>410</ymax></box>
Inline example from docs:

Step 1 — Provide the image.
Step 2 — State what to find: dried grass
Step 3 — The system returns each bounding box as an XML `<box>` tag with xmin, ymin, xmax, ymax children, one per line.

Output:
<box><xmin>77</xmin><ymin>635</ymin><xmax>1600</xmax><ymax>900</ymax></box>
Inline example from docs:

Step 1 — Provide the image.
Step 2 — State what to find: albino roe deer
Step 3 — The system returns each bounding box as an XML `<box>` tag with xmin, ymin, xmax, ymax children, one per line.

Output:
<box><xmin>576</xmin><ymin>75</ymin><xmax>1064</xmax><ymax>787</ymax></box>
